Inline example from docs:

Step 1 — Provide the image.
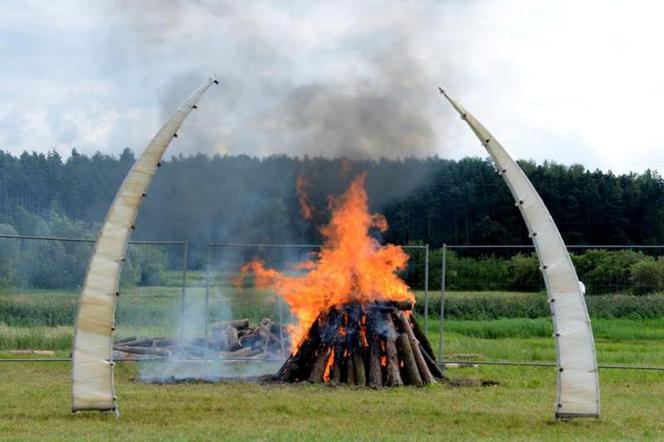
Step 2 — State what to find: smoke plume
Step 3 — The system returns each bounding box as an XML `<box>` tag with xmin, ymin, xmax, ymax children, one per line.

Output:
<box><xmin>102</xmin><ymin>0</ymin><xmax>448</xmax><ymax>160</ymax></box>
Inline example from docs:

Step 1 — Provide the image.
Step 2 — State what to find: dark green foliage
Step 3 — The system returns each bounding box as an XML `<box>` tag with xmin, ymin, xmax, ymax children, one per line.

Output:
<box><xmin>571</xmin><ymin>249</ymin><xmax>643</xmax><ymax>294</ymax></box>
<box><xmin>508</xmin><ymin>254</ymin><xmax>541</xmax><ymax>291</ymax></box>
<box><xmin>630</xmin><ymin>258</ymin><xmax>664</xmax><ymax>295</ymax></box>
<box><xmin>0</xmin><ymin>210</ymin><xmax>170</xmax><ymax>290</ymax></box>
<box><xmin>408</xmin><ymin>248</ymin><xmax>664</xmax><ymax>296</ymax></box>
<box><xmin>2</xmin><ymin>151</ymin><xmax>664</xmax><ymax>264</ymax></box>
<box><xmin>416</xmin><ymin>293</ymin><xmax>664</xmax><ymax>320</ymax></box>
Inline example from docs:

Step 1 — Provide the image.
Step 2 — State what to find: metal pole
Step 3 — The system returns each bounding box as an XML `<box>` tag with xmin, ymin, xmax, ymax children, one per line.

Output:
<box><xmin>179</xmin><ymin>241</ymin><xmax>188</xmax><ymax>340</ymax></box>
<box><xmin>424</xmin><ymin>244</ymin><xmax>430</xmax><ymax>338</ymax></box>
<box><xmin>277</xmin><ymin>296</ymin><xmax>286</xmax><ymax>359</ymax></box>
<box><xmin>204</xmin><ymin>245</ymin><xmax>211</xmax><ymax>357</ymax></box>
<box><xmin>438</xmin><ymin>244</ymin><xmax>447</xmax><ymax>363</ymax></box>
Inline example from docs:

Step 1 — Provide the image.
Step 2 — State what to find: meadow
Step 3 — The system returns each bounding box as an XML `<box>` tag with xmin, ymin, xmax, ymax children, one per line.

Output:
<box><xmin>1</xmin><ymin>283</ymin><xmax>663</xmax><ymax>440</ymax></box>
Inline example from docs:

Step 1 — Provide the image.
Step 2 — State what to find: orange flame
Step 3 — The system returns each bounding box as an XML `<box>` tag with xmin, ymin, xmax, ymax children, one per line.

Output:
<box><xmin>323</xmin><ymin>348</ymin><xmax>335</xmax><ymax>382</ymax></box>
<box><xmin>240</xmin><ymin>174</ymin><xmax>413</xmax><ymax>352</ymax></box>
<box><xmin>296</xmin><ymin>174</ymin><xmax>314</xmax><ymax>220</ymax></box>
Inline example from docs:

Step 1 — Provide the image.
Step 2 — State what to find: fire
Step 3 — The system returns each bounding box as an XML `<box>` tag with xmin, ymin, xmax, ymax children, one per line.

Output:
<box><xmin>296</xmin><ymin>174</ymin><xmax>314</xmax><ymax>220</ymax></box>
<box><xmin>240</xmin><ymin>174</ymin><xmax>414</xmax><ymax>353</ymax></box>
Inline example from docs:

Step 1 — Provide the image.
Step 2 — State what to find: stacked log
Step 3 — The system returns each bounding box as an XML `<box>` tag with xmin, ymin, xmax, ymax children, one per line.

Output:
<box><xmin>112</xmin><ymin>318</ymin><xmax>289</xmax><ymax>360</ymax></box>
<box><xmin>276</xmin><ymin>301</ymin><xmax>442</xmax><ymax>387</ymax></box>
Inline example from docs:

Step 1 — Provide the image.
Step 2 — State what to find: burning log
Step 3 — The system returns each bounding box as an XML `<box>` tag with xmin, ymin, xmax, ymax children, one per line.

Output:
<box><xmin>276</xmin><ymin>302</ymin><xmax>442</xmax><ymax>387</ymax></box>
<box><xmin>383</xmin><ymin>314</ymin><xmax>403</xmax><ymax>387</ymax></box>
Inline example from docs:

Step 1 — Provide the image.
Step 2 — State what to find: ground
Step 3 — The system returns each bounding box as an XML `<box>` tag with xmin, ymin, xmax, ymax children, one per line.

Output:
<box><xmin>1</xmin><ymin>286</ymin><xmax>663</xmax><ymax>440</ymax></box>
<box><xmin>0</xmin><ymin>361</ymin><xmax>662</xmax><ymax>441</ymax></box>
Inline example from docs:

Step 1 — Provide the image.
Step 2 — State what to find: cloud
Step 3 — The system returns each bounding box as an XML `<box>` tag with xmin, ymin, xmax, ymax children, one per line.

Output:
<box><xmin>1</xmin><ymin>0</ymin><xmax>664</xmax><ymax>172</ymax></box>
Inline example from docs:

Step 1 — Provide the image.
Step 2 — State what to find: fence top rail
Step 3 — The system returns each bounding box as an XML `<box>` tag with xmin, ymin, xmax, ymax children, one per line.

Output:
<box><xmin>446</xmin><ymin>244</ymin><xmax>664</xmax><ymax>249</ymax></box>
<box><xmin>1</xmin><ymin>357</ymin><xmax>662</xmax><ymax>371</ymax></box>
<box><xmin>208</xmin><ymin>242</ymin><xmax>429</xmax><ymax>249</ymax></box>
<box><xmin>0</xmin><ymin>233</ymin><xmax>186</xmax><ymax>245</ymax></box>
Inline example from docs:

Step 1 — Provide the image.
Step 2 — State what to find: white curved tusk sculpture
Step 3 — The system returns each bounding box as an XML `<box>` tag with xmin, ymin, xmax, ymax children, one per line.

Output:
<box><xmin>439</xmin><ymin>88</ymin><xmax>600</xmax><ymax>419</ymax></box>
<box><xmin>72</xmin><ymin>76</ymin><xmax>219</xmax><ymax>413</ymax></box>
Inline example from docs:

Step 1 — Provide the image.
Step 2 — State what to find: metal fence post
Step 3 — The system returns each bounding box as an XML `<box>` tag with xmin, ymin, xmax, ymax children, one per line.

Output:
<box><xmin>438</xmin><ymin>243</ymin><xmax>447</xmax><ymax>363</ymax></box>
<box><xmin>277</xmin><ymin>296</ymin><xmax>286</xmax><ymax>359</ymax></box>
<box><xmin>179</xmin><ymin>241</ymin><xmax>188</xmax><ymax>340</ymax></box>
<box><xmin>204</xmin><ymin>244</ymin><xmax>211</xmax><ymax>355</ymax></box>
<box><xmin>423</xmin><ymin>244</ymin><xmax>430</xmax><ymax>338</ymax></box>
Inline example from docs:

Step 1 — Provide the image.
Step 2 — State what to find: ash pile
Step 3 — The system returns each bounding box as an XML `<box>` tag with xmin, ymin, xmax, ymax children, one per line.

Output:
<box><xmin>113</xmin><ymin>318</ymin><xmax>289</xmax><ymax>360</ymax></box>
<box><xmin>275</xmin><ymin>301</ymin><xmax>443</xmax><ymax>386</ymax></box>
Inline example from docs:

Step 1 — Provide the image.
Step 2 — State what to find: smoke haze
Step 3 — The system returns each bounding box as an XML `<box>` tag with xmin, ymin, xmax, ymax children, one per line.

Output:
<box><xmin>101</xmin><ymin>0</ymin><xmax>448</xmax><ymax>160</ymax></box>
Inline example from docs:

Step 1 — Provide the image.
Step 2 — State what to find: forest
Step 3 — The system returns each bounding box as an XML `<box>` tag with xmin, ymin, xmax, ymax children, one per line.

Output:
<box><xmin>2</xmin><ymin>149</ymin><xmax>663</xmax><ymax>246</ymax></box>
<box><xmin>1</xmin><ymin>149</ymin><xmax>664</xmax><ymax>292</ymax></box>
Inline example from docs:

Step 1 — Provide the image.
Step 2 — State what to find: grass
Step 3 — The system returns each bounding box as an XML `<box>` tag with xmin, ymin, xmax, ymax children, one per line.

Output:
<box><xmin>1</xmin><ymin>286</ymin><xmax>663</xmax><ymax>439</ymax></box>
<box><xmin>0</xmin><ymin>361</ymin><xmax>662</xmax><ymax>440</ymax></box>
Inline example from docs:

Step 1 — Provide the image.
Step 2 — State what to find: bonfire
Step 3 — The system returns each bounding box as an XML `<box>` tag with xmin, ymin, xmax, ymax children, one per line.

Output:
<box><xmin>239</xmin><ymin>174</ymin><xmax>442</xmax><ymax>386</ymax></box>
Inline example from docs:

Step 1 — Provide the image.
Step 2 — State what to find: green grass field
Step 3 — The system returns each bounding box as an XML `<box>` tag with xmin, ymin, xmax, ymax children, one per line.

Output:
<box><xmin>0</xmin><ymin>360</ymin><xmax>662</xmax><ymax>440</ymax></box>
<box><xmin>1</xmin><ymin>285</ymin><xmax>663</xmax><ymax>440</ymax></box>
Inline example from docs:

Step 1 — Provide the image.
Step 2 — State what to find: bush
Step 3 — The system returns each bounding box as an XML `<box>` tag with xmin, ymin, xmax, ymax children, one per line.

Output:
<box><xmin>417</xmin><ymin>292</ymin><xmax>664</xmax><ymax>320</ymax></box>
<box><xmin>571</xmin><ymin>249</ymin><xmax>643</xmax><ymax>294</ymax></box>
<box><xmin>630</xmin><ymin>258</ymin><xmax>664</xmax><ymax>295</ymax></box>
<box><xmin>508</xmin><ymin>253</ymin><xmax>542</xmax><ymax>291</ymax></box>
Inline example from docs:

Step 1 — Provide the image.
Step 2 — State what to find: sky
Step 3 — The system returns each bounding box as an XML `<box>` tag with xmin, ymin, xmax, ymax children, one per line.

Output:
<box><xmin>1</xmin><ymin>0</ymin><xmax>663</xmax><ymax>173</ymax></box>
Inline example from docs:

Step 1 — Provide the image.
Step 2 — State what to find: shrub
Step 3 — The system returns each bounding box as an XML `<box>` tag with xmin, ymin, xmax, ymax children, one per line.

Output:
<box><xmin>508</xmin><ymin>253</ymin><xmax>542</xmax><ymax>291</ymax></box>
<box><xmin>417</xmin><ymin>292</ymin><xmax>664</xmax><ymax>320</ymax></box>
<box><xmin>630</xmin><ymin>258</ymin><xmax>664</xmax><ymax>295</ymax></box>
<box><xmin>571</xmin><ymin>249</ymin><xmax>643</xmax><ymax>294</ymax></box>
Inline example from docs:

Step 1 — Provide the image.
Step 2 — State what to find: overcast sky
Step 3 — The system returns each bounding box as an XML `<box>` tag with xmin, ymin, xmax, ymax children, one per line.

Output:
<box><xmin>1</xmin><ymin>0</ymin><xmax>663</xmax><ymax>173</ymax></box>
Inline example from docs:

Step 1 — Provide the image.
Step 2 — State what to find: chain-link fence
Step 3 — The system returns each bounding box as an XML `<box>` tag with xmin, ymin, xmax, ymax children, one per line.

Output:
<box><xmin>204</xmin><ymin>243</ymin><xmax>431</xmax><ymax>360</ymax></box>
<box><xmin>0</xmin><ymin>234</ymin><xmax>187</xmax><ymax>361</ymax></box>
<box><xmin>1</xmin><ymin>236</ymin><xmax>662</xmax><ymax>371</ymax></box>
<box><xmin>436</xmin><ymin>244</ymin><xmax>664</xmax><ymax>370</ymax></box>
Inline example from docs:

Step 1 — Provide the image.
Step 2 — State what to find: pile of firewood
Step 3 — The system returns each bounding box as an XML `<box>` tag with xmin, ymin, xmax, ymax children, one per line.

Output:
<box><xmin>275</xmin><ymin>301</ymin><xmax>443</xmax><ymax>387</ymax></box>
<box><xmin>113</xmin><ymin>318</ymin><xmax>289</xmax><ymax>360</ymax></box>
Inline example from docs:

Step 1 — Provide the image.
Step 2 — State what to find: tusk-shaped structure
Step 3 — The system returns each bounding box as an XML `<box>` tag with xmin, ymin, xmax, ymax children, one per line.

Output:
<box><xmin>439</xmin><ymin>88</ymin><xmax>600</xmax><ymax>419</ymax></box>
<box><xmin>71</xmin><ymin>76</ymin><xmax>218</xmax><ymax>413</ymax></box>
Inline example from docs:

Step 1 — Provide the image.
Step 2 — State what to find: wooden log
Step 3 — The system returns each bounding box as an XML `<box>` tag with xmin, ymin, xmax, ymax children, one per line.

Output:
<box><xmin>114</xmin><ymin>346</ymin><xmax>172</xmax><ymax>356</ymax></box>
<box><xmin>398</xmin><ymin>311</ymin><xmax>436</xmax><ymax>385</ymax></box>
<box><xmin>383</xmin><ymin>314</ymin><xmax>403</xmax><ymax>386</ymax></box>
<box><xmin>152</xmin><ymin>338</ymin><xmax>178</xmax><ymax>347</ymax></box>
<box><xmin>212</xmin><ymin>319</ymin><xmax>249</xmax><ymax>329</ymax></box>
<box><xmin>244</xmin><ymin>348</ymin><xmax>264</xmax><ymax>358</ymax></box>
<box><xmin>219</xmin><ymin>346</ymin><xmax>253</xmax><ymax>358</ymax></box>
<box><xmin>331</xmin><ymin>348</ymin><xmax>343</xmax><ymax>384</ymax></box>
<box><xmin>114</xmin><ymin>336</ymin><xmax>137</xmax><ymax>344</ymax></box>
<box><xmin>352</xmin><ymin>351</ymin><xmax>366</xmax><ymax>386</ymax></box>
<box><xmin>115</xmin><ymin>338</ymin><xmax>154</xmax><ymax>347</ymax></box>
<box><xmin>308</xmin><ymin>346</ymin><xmax>332</xmax><ymax>382</ymax></box>
<box><xmin>277</xmin><ymin>318</ymin><xmax>321</xmax><ymax>382</ymax></box>
<box><xmin>371</xmin><ymin>300</ymin><xmax>414</xmax><ymax>311</ymax></box>
<box><xmin>419</xmin><ymin>343</ymin><xmax>444</xmax><ymax>379</ymax></box>
<box><xmin>113</xmin><ymin>350</ymin><xmax>140</xmax><ymax>360</ymax></box>
<box><xmin>395</xmin><ymin>333</ymin><xmax>423</xmax><ymax>386</ymax></box>
<box><xmin>225</xmin><ymin>326</ymin><xmax>241</xmax><ymax>350</ymax></box>
<box><xmin>410</xmin><ymin>315</ymin><xmax>436</xmax><ymax>361</ymax></box>
<box><xmin>346</xmin><ymin>354</ymin><xmax>356</xmax><ymax>385</ymax></box>
<box><xmin>366</xmin><ymin>312</ymin><xmax>384</xmax><ymax>388</ymax></box>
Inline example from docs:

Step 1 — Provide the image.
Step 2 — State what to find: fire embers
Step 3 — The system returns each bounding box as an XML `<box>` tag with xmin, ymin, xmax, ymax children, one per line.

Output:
<box><xmin>275</xmin><ymin>301</ymin><xmax>442</xmax><ymax>387</ymax></box>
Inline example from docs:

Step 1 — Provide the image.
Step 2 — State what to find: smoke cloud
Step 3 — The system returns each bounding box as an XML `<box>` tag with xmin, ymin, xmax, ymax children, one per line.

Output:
<box><xmin>102</xmin><ymin>0</ymin><xmax>449</xmax><ymax>160</ymax></box>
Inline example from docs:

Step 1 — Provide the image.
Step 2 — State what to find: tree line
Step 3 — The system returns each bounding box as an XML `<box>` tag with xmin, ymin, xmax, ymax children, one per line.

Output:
<box><xmin>1</xmin><ymin>148</ymin><xmax>663</xmax><ymax>271</ymax></box>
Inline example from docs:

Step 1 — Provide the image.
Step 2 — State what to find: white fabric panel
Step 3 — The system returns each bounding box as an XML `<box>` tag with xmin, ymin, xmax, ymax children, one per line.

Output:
<box><xmin>72</xmin><ymin>76</ymin><xmax>218</xmax><ymax>412</ymax></box>
<box><xmin>440</xmin><ymin>90</ymin><xmax>600</xmax><ymax>418</ymax></box>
